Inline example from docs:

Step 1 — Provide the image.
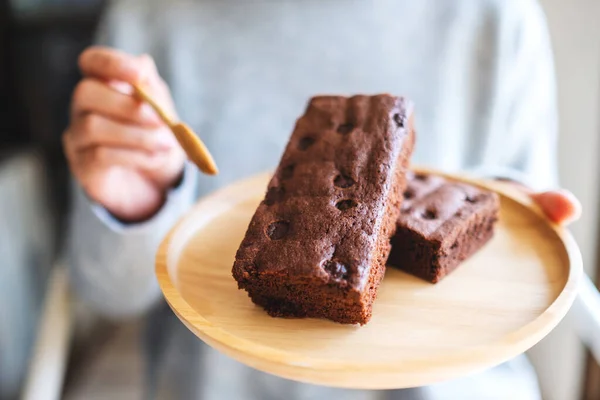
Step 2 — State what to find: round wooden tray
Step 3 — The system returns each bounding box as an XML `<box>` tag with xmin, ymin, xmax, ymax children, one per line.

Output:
<box><xmin>155</xmin><ymin>169</ymin><xmax>582</xmax><ymax>389</ymax></box>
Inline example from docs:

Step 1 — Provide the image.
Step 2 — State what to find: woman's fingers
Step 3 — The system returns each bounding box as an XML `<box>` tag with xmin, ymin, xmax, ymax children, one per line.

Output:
<box><xmin>73</xmin><ymin>147</ymin><xmax>169</xmax><ymax>180</ymax></box>
<box><xmin>67</xmin><ymin>114</ymin><xmax>176</xmax><ymax>153</ymax></box>
<box><xmin>71</xmin><ymin>78</ymin><xmax>163</xmax><ymax>126</ymax></box>
<box><xmin>530</xmin><ymin>190</ymin><xmax>582</xmax><ymax>225</ymax></box>
<box><xmin>79</xmin><ymin>46</ymin><xmax>145</xmax><ymax>83</ymax></box>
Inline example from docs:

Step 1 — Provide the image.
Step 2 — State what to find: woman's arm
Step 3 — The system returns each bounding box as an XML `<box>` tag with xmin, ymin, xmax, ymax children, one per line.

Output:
<box><xmin>67</xmin><ymin>164</ymin><xmax>197</xmax><ymax>318</ymax></box>
<box><xmin>65</xmin><ymin>3</ymin><xmax>197</xmax><ymax>318</ymax></box>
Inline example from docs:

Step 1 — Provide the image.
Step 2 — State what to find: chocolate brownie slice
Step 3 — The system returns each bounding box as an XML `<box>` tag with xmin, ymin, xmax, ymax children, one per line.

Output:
<box><xmin>232</xmin><ymin>95</ymin><xmax>415</xmax><ymax>325</ymax></box>
<box><xmin>388</xmin><ymin>172</ymin><xmax>500</xmax><ymax>283</ymax></box>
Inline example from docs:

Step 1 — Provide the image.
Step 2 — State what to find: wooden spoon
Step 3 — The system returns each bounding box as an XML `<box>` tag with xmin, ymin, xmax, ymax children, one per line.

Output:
<box><xmin>132</xmin><ymin>84</ymin><xmax>219</xmax><ymax>175</ymax></box>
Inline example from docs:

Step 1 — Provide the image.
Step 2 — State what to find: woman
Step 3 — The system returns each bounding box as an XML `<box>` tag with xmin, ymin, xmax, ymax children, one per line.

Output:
<box><xmin>63</xmin><ymin>0</ymin><xmax>579</xmax><ymax>398</ymax></box>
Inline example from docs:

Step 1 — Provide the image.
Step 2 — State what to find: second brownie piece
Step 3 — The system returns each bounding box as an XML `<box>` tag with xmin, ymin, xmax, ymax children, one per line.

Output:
<box><xmin>388</xmin><ymin>172</ymin><xmax>500</xmax><ymax>283</ymax></box>
<box><xmin>233</xmin><ymin>95</ymin><xmax>415</xmax><ymax>325</ymax></box>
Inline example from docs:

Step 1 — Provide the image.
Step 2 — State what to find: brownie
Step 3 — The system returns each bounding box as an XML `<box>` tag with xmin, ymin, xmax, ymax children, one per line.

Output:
<box><xmin>232</xmin><ymin>95</ymin><xmax>415</xmax><ymax>325</ymax></box>
<box><xmin>387</xmin><ymin>172</ymin><xmax>500</xmax><ymax>283</ymax></box>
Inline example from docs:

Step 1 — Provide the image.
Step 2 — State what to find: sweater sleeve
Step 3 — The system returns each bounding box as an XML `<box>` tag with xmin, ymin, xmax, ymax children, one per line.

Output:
<box><xmin>67</xmin><ymin>163</ymin><xmax>198</xmax><ymax>318</ymax></box>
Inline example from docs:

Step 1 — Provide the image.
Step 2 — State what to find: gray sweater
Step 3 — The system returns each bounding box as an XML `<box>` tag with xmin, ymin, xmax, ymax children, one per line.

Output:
<box><xmin>68</xmin><ymin>0</ymin><xmax>556</xmax><ymax>398</ymax></box>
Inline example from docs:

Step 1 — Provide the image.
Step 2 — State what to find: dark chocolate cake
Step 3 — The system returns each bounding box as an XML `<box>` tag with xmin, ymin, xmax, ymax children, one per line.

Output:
<box><xmin>388</xmin><ymin>172</ymin><xmax>499</xmax><ymax>283</ymax></box>
<box><xmin>232</xmin><ymin>94</ymin><xmax>415</xmax><ymax>324</ymax></box>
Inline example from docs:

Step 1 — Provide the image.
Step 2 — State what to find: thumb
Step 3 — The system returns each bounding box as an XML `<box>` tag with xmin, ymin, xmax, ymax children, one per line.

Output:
<box><xmin>530</xmin><ymin>190</ymin><xmax>582</xmax><ymax>225</ymax></box>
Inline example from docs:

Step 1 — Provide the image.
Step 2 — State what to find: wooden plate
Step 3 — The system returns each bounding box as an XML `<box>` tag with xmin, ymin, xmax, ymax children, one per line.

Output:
<box><xmin>155</xmin><ymin>169</ymin><xmax>582</xmax><ymax>389</ymax></box>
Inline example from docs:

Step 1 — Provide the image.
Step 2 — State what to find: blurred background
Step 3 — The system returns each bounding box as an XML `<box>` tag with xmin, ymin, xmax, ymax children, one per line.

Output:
<box><xmin>0</xmin><ymin>0</ymin><xmax>599</xmax><ymax>399</ymax></box>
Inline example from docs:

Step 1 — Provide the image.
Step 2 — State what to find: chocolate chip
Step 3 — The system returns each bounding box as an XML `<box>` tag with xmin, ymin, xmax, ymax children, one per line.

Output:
<box><xmin>281</xmin><ymin>164</ymin><xmax>295</xmax><ymax>180</ymax></box>
<box><xmin>413</xmin><ymin>173</ymin><xmax>427</xmax><ymax>181</ymax></box>
<box><xmin>393</xmin><ymin>113</ymin><xmax>405</xmax><ymax>128</ymax></box>
<box><xmin>337</xmin><ymin>123</ymin><xmax>354</xmax><ymax>134</ymax></box>
<box><xmin>336</xmin><ymin>199</ymin><xmax>358</xmax><ymax>211</ymax></box>
<box><xmin>465</xmin><ymin>195</ymin><xmax>478</xmax><ymax>203</ymax></box>
<box><xmin>266</xmin><ymin>221</ymin><xmax>290</xmax><ymax>240</ymax></box>
<box><xmin>323</xmin><ymin>260</ymin><xmax>349</xmax><ymax>280</ymax></box>
<box><xmin>403</xmin><ymin>189</ymin><xmax>415</xmax><ymax>199</ymax></box>
<box><xmin>334</xmin><ymin>174</ymin><xmax>355</xmax><ymax>188</ymax></box>
<box><xmin>450</xmin><ymin>241</ymin><xmax>459</xmax><ymax>250</ymax></box>
<box><xmin>264</xmin><ymin>186</ymin><xmax>285</xmax><ymax>206</ymax></box>
<box><xmin>422</xmin><ymin>209</ymin><xmax>437</xmax><ymax>220</ymax></box>
<box><xmin>298</xmin><ymin>136</ymin><xmax>316</xmax><ymax>150</ymax></box>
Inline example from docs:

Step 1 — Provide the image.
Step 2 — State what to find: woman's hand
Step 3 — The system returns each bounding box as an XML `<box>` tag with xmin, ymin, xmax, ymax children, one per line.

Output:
<box><xmin>63</xmin><ymin>46</ymin><xmax>186</xmax><ymax>223</ymax></box>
